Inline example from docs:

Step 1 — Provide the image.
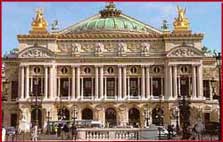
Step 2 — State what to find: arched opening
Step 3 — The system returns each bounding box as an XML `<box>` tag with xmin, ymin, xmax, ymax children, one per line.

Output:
<box><xmin>58</xmin><ymin>108</ymin><xmax>70</xmax><ymax>120</ymax></box>
<box><xmin>105</xmin><ymin>108</ymin><xmax>117</xmax><ymax>128</ymax></box>
<box><xmin>31</xmin><ymin>108</ymin><xmax>42</xmax><ymax>128</ymax></box>
<box><xmin>128</xmin><ymin>108</ymin><xmax>140</xmax><ymax>128</ymax></box>
<box><xmin>82</xmin><ymin>108</ymin><xmax>93</xmax><ymax>120</ymax></box>
<box><xmin>152</xmin><ymin>107</ymin><xmax>164</xmax><ymax>126</ymax></box>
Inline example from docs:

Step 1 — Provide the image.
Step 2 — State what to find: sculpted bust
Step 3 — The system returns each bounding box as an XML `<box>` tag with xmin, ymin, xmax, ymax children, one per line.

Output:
<box><xmin>141</xmin><ymin>42</ymin><xmax>150</xmax><ymax>56</ymax></box>
<box><xmin>117</xmin><ymin>42</ymin><xmax>127</xmax><ymax>56</ymax></box>
<box><xmin>71</xmin><ymin>43</ymin><xmax>81</xmax><ymax>56</ymax></box>
<box><xmin>95</xmin><ymin>42</ymin><xmax>104</xmax><ymax>56</ymax></box>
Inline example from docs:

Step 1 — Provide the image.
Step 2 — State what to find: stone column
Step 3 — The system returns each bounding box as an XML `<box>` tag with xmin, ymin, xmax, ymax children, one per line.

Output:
<box><xmin>25</xmin><ymin>65</ymin><xmax>30</xmax><ymax>99</ymax></box>
<box><xmin>173</xmin><ymin>65</ymin><xmax>177</xmax><ymax>99</ymax></box>
<box><xmin>169</xmin><ymin>66</ymin><xmax>173</xmax><ymax>99</ymax></box>
<box><xmin>127</xmin><ymin>77</ymin><xmax>130</xmax><ymax>99</ymax></box>
<box><xmin>81</xmin><ymin>77</ymin><xmax>83</xmax><ymax>99</ymax></box>
<box><xmin>141</xmin><ymin>66</ymin><xmax>145</xmax><ymax>99</ymax></box>
<box><xmin>99</xmin><ymin>66</ymin><xmax>104</xmax><ymax>99</ymax></box>
<box><xmin>146</xmin><ymin>66</ymin><xmax>150</xmax><ymax>99</ymax></box>
<box><xmin>20</xmin><ymin>65</ymin><xmax>25</xmax><ymax>99</ymax></box>
<box><xmin>95</xmin><ymin>66</ymin><xmax>99</xmax><ymax>99</ymax></box>
<box><xmin>49</xmin><ymin>66</ymin><xmax>54</xmax><ymax>99</ymax></box>
<box><xmin>76</xmin><ymin>66</ymin><xmax>80</xmax><ymax>99</ymax></box>
<box><xmin>71</xmin><ymin>66</ymin><xmax>76</xmax><ymax>100</ymax></box>
<box><xmin>44</xmin><ymin>66</ymin><xmax>48</xmax><ymax>99</ymax></box>
<box><xmin>197</xmin><ymin>65</ymin><xmax>203</xmax><ymax>99</ymax></box>
<box><xmin>118</xmin><ymin>66</ymin><xmax>122</xmax><ymax>99</ymax></box>
<box><xmin>123</xmin><ymin>66</ymin><xmax>127</xmax><ymax>99</ymax></box>
<box><xmin>105</xmin><ymin>77</ymin><xmax>107</xmax><ymax>99</ymax></box>
<box><xmin>192</xmin><ymin>65</ymin><xmax>197</xmax><ymax>98</ymax></box>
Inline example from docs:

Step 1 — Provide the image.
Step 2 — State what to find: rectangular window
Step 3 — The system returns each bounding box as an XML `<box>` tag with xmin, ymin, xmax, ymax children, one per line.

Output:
<box><xmin>10</xmin><ymin>113</ymin><xmax>17</xmax><ymax>127</ymax></box>
<box><xmin>203</xmin><ymin>80</ymin><xmax>210</xmax><ymax>99</ymax></box>
<box><xmin>180</xmin><ymin>76</ymin><xmax>189</xmax><ymax>97</ymax></box>
<box><xmin>152</xmin><ymin>78</ymin><xmax>161</xmax><ymax>96</ymax></box>
<box><xmin>130</xmin><ymin>78</ymin><xmax>138</xmax><ymax>96</ymax></box>
<box><xmin>107</xmin><ymin>78</ymin><xmax>115</xmax><ymax>97</ymax></box>
<box><xmin>83</xmin><ymin>78</ymin><xmax>92</xmax><ymax>97</ymax></box>
<box><xmin>60</xmin><ymin>78</ymin><xmax>69</xmax><ymax>97</ymax></box>
<box><xmin>32</xmin><ymin>78</ymin><xmax>42</xmax><ymax>96</ymax></box>
<box><xmin>11</xmin><ymin>81</ymin><xmax>18</xmax><ymax>100</ymax></box>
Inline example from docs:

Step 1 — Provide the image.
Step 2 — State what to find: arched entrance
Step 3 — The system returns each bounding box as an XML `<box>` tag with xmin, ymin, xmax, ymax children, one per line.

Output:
<box><xmin>82</xmin><ymin>108</ymin><xmax>93</xmax><ymax>120</ymax></box>
<box><xmin>105</xmin><ymin>108</ymin><xmax>117</xmax><ymax>128</ymax></box>
<box><xmin>31</xmin><ymin>108</ymin><xmax>42</xmax><ymax>128</ymax></box>
<box><xmin>152</xmin><ymin>107</ymin><xmax>164</xmax><ymax>126</ymax></box>
<box><xmin>58</xmin><ymin>108</ymin><xmax>70</xmax><ymax>120</ymax></box>
<box><xmin>128</xmin><ymin>108</ymin><xmax>140</xmax><ymax>127</ymax></box>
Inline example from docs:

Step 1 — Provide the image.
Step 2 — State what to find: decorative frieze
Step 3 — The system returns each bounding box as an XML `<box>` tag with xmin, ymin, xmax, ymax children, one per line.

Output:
<box><xmin>18</xmin><ymin>47</ymin><xmax>54</xmax><ymax>58</ymax></box>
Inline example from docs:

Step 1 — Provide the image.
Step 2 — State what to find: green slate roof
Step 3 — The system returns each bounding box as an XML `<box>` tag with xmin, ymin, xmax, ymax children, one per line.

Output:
<box><xmin>60</xmin><ymin>3</ymin><xmax>161</xmax><ymax>34</ymax></box>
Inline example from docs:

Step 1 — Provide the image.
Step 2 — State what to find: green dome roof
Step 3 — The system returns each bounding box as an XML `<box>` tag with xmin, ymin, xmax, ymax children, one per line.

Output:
<box><xmin>61</xmin><ymin>2</ymin><xmax>161</xmax><ymax>34</ymax></box>
<box><xmin>75</xmin><ymin>16</ymin><xmax>147</xmax><ymax>33</ymax></box>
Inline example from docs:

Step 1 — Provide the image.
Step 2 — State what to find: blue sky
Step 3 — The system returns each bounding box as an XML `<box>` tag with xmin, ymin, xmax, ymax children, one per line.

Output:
<box><xmin>2</xmin><ymin>2</ymin><xmax>221</xmax><ymax>55</ymax></box>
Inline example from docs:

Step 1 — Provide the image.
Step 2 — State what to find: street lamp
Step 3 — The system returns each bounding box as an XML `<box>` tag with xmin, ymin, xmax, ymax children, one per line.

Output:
<box><xmin>30</xmin><ymin>78</ymin><xmax>43</xmax><ymax>131</ymax></box>
<box><xmin>213</xmin><ymin>51</ymin><xmax>221</xmax><ymax>140</ymax></box>
<box><xmin>46</xmin><ymin>111</ymin><xmax>51</xmax><ymax>135</ymax></box>
<box><xmin>71</xmin><ymin>108</ymin><xmax>77</xmax><ymax>140</ymax></box>
<box><xmin>144</xmin><ymin>110</ymin><xmax>149</xmax><ymax>128</ymax></box>
<box><xmin>173</xmin><ymin>107</ymin><xmax>180</xmax><ymax>134</ymax></box>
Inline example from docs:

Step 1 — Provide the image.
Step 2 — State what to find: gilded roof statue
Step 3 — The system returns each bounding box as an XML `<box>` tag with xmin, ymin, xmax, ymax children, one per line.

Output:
<box><xmin>30</xmin><ymin>8</ymin><xmax>48</xmax><ymax>34</ymax></box>
<box><xmin>173</xmin><ymin>6</ymin><xmax>190</xmax><ymax>32</ymax></box>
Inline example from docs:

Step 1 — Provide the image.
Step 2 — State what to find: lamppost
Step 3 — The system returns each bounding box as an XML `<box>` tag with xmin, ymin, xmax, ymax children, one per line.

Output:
<box><xmin>144</xmin><ymin>110</ymin><xmax>149</xmax><ymax>128</ymax></box>
<box><xmin>179</xmin><ymin>94</ymin><xmax>191</xmax><ymax>139</ymax></box>
<box><xmin>46</xmin><ymin>111</ymin><xmax>51</xmax><ymax>135</ymax></box>
<box><xmin>30</xmin><ymin>78</ymin><xmax>43</xmax><ymax>134</ymax></box>
<box><xmin>213</xmin><ymin>52</ymin><xmax>221</xmax><ymax>140</ymax></box>
<box><xmin>157</xmin><ymin>94</ymin><xmax>164</xmax><ymax>140</ymax></box>
<box><xmin>71</xmin><ymin>108</ymin><xmax>77</xmax><ymax>140</ymax></box>
<box><xmin>173</xmin><ymin>107</ymin><xmax>180</xmax><ymax>134</ymax></box>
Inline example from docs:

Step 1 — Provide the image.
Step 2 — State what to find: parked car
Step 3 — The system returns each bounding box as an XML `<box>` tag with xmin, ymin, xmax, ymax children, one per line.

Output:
<box><xmin>158</xmin><ymin>126</ymin><xmax>177</xmax><ymax>137</ymax></box>
<box><xmin>6</xmin><ymin>127</ymin><xmax>16</xmax><ymax>136</ymax></box>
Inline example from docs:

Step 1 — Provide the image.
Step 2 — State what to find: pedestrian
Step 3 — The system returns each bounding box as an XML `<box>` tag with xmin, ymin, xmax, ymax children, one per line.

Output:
<box><xmin>2</xmin><ymin>127</ymin><xmax>6</xmax><ymax>142</ymax></box>
<box><xmin>71</xmin><ymin>124</ymin><xmax>78</xmax><ymax>140</ymax></box>
<box><xmin>31</xmin><ymin>125</ymin><xmax>38</xmax><ymax>141</ymax></box>
<box><xmin>167</xmin><ymin>125</ymin><xmax>172</xmax><ymax>139</ymax></box>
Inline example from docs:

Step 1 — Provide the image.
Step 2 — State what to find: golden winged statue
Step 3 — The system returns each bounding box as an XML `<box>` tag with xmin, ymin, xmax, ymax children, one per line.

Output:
<box><xmin>173</xmin><ymin>6</ymin><xmax>190</xmax><ymax>32</ymax></box>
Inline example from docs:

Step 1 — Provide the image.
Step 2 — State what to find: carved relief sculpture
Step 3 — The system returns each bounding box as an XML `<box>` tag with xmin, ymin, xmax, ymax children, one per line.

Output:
<box><xmin>117</xmin><ymin>42</ymin><xmax>127</xmax><ymax>56</ymax></box>
<box><xmin>95</xmin><ymin>42</ymin><xmax>104</xmax><ymax>56</ymax></box>
<box><xmin>141</xmin><ymin>42</ymin><xmax>150</xmax><ymax>56</ymax></box>
<box><xmin>71</xmin><ymin>43</ymin><xmax>81</xmax><ymax>56</ymax></box>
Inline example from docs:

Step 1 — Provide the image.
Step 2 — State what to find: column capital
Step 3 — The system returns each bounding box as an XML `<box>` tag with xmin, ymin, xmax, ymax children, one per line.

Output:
<box><xmin>72</xmin><ymin>65</ymin><xmax>80</xmax><ymax>68</ymax></box>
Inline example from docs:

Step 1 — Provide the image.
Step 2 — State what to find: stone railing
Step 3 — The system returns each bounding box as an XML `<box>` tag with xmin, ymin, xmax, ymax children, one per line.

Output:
<box><xmin>77</xmin><ymin>128</ymin><xmax>158</xmax><ymax>140</ymax></box>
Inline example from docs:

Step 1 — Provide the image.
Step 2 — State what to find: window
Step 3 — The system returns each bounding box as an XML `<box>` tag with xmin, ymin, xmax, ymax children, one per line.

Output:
<box><xmin>180</xmin><ymin>76</ymin><xmax>189</xmax><ymax>97</ymax></box>
<box><xmin>180</xmin><ymin>66</ymin><xmax>188</xmax><ymax>73</ymax></box>
<box><xmin>130</xmin><ymin>67</ymin><xmax>137</xmax><ymax>74</ymax></box>
<box><xmin>10</xmin><ymin>113</ymin><xmax>17</xmax><ymax>127</ymax></box>
<box><xmin>60</xmin><ymin>78</ymin><xmax>69</xmax><ymax>97</ymax></box>
<box><xmin>11</xmin><ymin>81</ymin><xmax>18</xmax><ymax>100</ymax></box>
<box><xmin>107</xmin><ymin>78</ymin><xmax>115</xmax><ymax>97</ymax></box>
<box><xmin>203</xmin><ymin>80</ymin><xmax>210</xmax><ymax>99</ymax></box>
<box><xmin>32</xmin><ymin>78</ymin><xmax>42</xmax><ymax>96</ymax></box>
<box><xmin>152</xmin><ymin>78</ymin><xmax>161</xmax><ymax>96</ymax></box>
<box><xmin>83</xmin><ymin>78</ymin><xmax>92</xmax><ymax>97</ymax></box>
<box><xmin>107</xmin><ymin>67</ymin><xmax>114</xmax><ymax>74</ymax></box>
<box><xmin>33</xmin><ymin>67</ymin><xmax>41</xmax><ymax>74</ymax></box>
<box><xmin>153</xmin><ymin>67</ymin><xmax>160</xmax><ymax>73</ymax></box>
<box><xmin>84</xmin><ymin>67</ymin><xmax>91</xmax><ymax>74</ymax></box>
<box><xmin>130</xmin><ymin>78</ymin><xmax>139</xmax><ymax>96</ymax></box>
<box><xmin>61</xmin><ymin>67</ymin><xmax>68</xmax><ymax>74</ymax></box>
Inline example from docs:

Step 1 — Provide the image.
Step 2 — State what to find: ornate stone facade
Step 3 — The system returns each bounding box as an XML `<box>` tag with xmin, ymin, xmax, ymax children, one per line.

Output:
<box><xmin>2</xmin><ymin>3</ymin><xmax>220</xmax><ymax>133</ymax></box>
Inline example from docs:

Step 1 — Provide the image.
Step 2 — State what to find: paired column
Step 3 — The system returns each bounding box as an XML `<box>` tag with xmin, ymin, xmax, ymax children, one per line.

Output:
<box><xmin>192</xmin><ymin>65</ymin><xmax>197</xmax><ymax>98</ymax></box>
<box><xmin>141</xmin><ymin>66</ymin><xmax>145</xmax><ymax>99</ymax></box>
<box><xmin>173</xmin><ymin>65</ymin><xmax>178</xmax><ymax>99</ymax></box>
<box><xmin>169</xmin><ymin>65</ymin><xmax>173</xmax><ymax>99</ymax></box>
<box><xmin>25</xmin><ymin>65</ymin><xmax>30</xmax><ymax>99</ymax></box>
<box><xmin>95</xmin><ymin>66</ymin><xmax>99</xmax><ymax>99</ymax></box>
<box><xmin>118</xmin><ymin>66</ymin><xmax>122</xmax><ymax>99</ymax></box>
<box><xmin>99</xmin><ymin>66</ymin><xmax>104</xmax><ymax>99</ymax></box>
<box><xmin>44</xmin><ymin>66</ymin><xmax>48</xmax><ymax>99</ymax></box>
<box><xmin>49</xmin><ymin>65</ymin><xmax>54</xmax><ymax>99</ymax></box>
<box><xmin>76</xmin><ymin>66</ymin><xmax>80</xmax><ymax>99</ymax></box>
<box><xmin>123</xmin><ymin>66</ymin><xmax>127</xmax><ymax>99</ymax></box>
<box><xmin>20</xmin><ymin>65</ymin><xmax>25</xmax><ymax>99</ymax></box>
<box><xmin>145</xmin><ymin>66</ymin><xmax>150</xmax><ymax>99</ymax></box>
<box><xmin>71</xmin><ymin>66</ymin><xmax>76</xmax><ymax>100</ymax></box>
<box><xmin>197</xmin><ymin>65</ymin><xmax>203</xmax><ymax>99</ymax></box>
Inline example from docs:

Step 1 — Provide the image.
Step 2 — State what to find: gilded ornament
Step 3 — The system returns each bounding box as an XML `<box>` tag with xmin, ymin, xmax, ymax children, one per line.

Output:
<box><xmin>31</xmin><ymin>8</ymin><xmax>48</xmax><ymax>34</ymax></box>
<box><xmin>173</xmin><ymin>6</ymin><xmax>190</xmax><ymax>32</ymax></box>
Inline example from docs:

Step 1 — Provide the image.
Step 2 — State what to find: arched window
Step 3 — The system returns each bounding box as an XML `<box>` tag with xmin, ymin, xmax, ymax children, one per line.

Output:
<box><xmin>82</xmin><ymin>108</ymin><xmax>93</xmax><ymax>120</ymax></box>
<box><xmin>129</xmin><ymin>108</ymin><xmax>140</xmax><ymax>128</ymax></box>
<box><xmin>105</xmin><ymin>108</ymin><xmax>117</xmax><ymax>128</ymax></box>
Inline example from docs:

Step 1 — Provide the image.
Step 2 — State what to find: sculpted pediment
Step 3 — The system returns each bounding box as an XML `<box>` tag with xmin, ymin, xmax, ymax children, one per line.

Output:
<box><xmin>18</xmin><ymin>46</ymin><xmax>55</xmax><ymax>58</ymax></box>
<box><xmin>167</xmin><ymin>46</ymin><xmax>204</xmax><ymax>57</ymax></box>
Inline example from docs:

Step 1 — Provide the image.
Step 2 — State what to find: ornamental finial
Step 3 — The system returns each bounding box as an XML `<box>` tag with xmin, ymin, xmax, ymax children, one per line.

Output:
<box><xmin>30</xmin><ymin>8</ymin><xmax>48</xmax><ymax>34</ymax></box>
<box><xmin>100</xmin><ymin>2</ymin><xmax>121</xmax><ymax>18</ymax></box>
<box><xmin>173</xmin><ymin>6</ymin><xmax>190</xmax><ymax>32</ymax></box>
